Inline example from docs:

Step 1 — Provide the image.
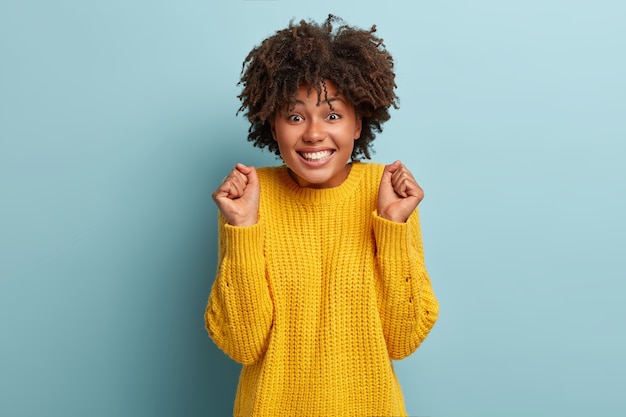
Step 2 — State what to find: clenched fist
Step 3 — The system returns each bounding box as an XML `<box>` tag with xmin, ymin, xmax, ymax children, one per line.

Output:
<box><xmin>212</xmin><ymin>163</ymin><xmax>260</xmax><ymax>227</ymax></box>
<box><xmin>377</xmin><ymin>160</ymin><xmax>424</xmax><ymax>223</ymax></box>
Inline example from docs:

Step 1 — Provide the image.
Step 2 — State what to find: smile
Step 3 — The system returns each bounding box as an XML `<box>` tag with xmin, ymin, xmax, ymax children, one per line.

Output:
<box><xmin>299</xmin><ymin>150</ymin><xmax>334</xmax><ymax>161</ymax></box>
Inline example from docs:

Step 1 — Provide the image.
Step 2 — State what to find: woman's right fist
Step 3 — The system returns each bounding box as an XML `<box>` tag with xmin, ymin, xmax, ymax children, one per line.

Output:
<box><xmin>212</xmin><ymin>163</ymin><xmax>260</xmax><ymax>227</ymax></box>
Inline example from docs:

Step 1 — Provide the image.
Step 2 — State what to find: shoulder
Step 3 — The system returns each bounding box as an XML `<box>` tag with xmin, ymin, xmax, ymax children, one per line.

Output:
<box><xmin>352</xmin><ymin>161</ymin><xmax>385</xmax><ymax>182</ymax></box>
<box><xmin>255</xmin><ymin>166</ymin><xmax>285</xmax><ymax>183</ymax></box>
<box><xmin>254</xmin><ymin>166</ymin><xmax>290</xmax><ymax>196</ymax></box>
<box><xmin>353</xmin><ymin>161</ymin><xmax>385</xmax><ymax>171</ymax></box>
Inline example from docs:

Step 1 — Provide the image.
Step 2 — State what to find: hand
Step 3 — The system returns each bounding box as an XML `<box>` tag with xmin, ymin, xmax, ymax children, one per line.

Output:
<box><xmin>212</xmin><ymin>163</ymin><xmax>260</xmax><ymax>227</ymax></box>
<box><xmin>377</xmin><ymin>161</ymin><xmax>424</xmax><ymax>223</ymax></box>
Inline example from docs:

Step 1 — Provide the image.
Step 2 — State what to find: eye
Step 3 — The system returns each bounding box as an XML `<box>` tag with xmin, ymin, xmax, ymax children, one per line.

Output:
<box><xmin>327</xmin><ymin>113</ymin><xmax>341</xmax><ymax>121</ymax></box>
<box><xmin>287</xmin><ymin>114</ymin><xmax>303</xmax><ymax>123</ymax></box>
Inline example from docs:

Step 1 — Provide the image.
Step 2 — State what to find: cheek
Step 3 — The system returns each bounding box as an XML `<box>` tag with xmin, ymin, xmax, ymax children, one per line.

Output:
<box><xmin>272</xmin><ymin>131</ymin><xmax>292</xmax><ymax>151</ymax></box>
<box><xmin>273</xmin><ymin>124</ymin><xmax>301</xmax><ymax>144</ymax></box>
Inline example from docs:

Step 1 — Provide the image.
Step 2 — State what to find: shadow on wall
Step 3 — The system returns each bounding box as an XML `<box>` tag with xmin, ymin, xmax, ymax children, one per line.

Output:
<box><xmin>203</xmin><ymin>339</ymin><xmax>241</xmax><ymax>414</ymax></box>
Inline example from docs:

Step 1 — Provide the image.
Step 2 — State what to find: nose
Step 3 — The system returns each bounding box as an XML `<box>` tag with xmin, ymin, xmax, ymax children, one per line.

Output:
<box><xmin>303</xmin><ymin>119</ymin><xmax>325</xmax><ymax>143</ymax></box>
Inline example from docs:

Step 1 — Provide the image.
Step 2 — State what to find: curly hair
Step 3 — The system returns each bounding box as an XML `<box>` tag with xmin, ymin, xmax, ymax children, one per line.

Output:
<box><xmin>237</xmin><ymin>14</ymin><xmax>398</xmax><ymax>160</ymax></box>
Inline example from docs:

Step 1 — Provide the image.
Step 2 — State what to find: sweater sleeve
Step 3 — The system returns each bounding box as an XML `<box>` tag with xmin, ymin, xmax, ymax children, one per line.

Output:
<box><xmin>372</xmin><ymin>208</ymin><xmax>438</xmax><ymax>360</ymax></box>
<box><xmin>205</xmin><ymin>214</ymin><xmax>274</xmax><ymax>365</ymax></box>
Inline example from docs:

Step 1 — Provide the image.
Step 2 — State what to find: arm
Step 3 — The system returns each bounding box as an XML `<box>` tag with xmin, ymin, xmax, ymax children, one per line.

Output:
<box><xmin>375</xmin><ymin>161</ymin><xmax>438</xmax><ymax>359</ymax></box>
<box><xmin>205</xmin><ymin>216</ymin><xmax>274</xmax><ymax>365</ymax></box>
<box><xmin>373</xmin><ymin>209</ymin><xmax>438</xmax><ymax>359</ymax></box>
<box><xmin>205</xmin><ymin>164</ymin><xmax>273</xmax><ymax>364</ymax></box>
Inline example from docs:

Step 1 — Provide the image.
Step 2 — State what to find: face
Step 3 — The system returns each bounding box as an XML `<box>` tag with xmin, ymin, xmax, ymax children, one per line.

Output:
<box><xmin>270</xmin><ymin>80</ymin><xmax>362</xmax><ymax>189</ymax></box>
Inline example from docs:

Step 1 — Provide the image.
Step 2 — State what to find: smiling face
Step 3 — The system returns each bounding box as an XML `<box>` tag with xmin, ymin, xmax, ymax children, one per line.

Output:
<box><xmin>270</xmin><ymin>80</ymin><xmax>362</xmax><ymax>189</ymax></box>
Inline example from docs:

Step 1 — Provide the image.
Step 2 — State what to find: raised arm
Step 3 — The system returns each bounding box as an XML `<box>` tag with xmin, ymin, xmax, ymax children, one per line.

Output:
<box><xmin>205</xmin><ymin>164</ymin><xmax>273</xmax><ymax>364</ymax></box>
<box><xmin>374</xmin><ymin>161</ymin><xmax>438</xmax><ymax>359</ymax></box>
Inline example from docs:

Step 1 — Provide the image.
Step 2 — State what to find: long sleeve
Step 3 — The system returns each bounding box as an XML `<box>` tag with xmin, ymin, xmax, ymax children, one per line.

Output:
<box><xmin>372</xmin><ymin>207</ymin><xmax>438</xmax><ymax>360</ymax></box>
<box><xmin>205</xmin><ymin>215</ymin><xmax>274</xmax><ymax>365</ymax></box>
<box><xmin>205</xmin><ymin>163</ymin><xmax>437</xmax><ymax>416</ymax></box>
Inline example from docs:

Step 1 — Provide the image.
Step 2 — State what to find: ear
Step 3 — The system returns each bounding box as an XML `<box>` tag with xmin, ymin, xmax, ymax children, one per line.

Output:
<box><xmin>269</xmin><ymin>116</ymin><xmax>277</xmax><ymax>141</ymax></box>
<box><xmin>354</xmin><ymin>116</ymin><xmax>363</xmax><ymax>140</ymax></box>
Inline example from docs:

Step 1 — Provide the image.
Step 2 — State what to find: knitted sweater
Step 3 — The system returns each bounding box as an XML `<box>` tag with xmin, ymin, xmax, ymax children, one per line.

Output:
<box><xmin>206</xmin><ymin>162</ymin><xmax>438</xmax><ymax>416</ymax></box>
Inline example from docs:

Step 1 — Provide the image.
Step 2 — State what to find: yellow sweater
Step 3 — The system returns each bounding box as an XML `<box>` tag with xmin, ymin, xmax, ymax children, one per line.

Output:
<box><xmin>206</xmin><ymin>162</ymin><xmax>438</xmax><ymax>416</ymax></box>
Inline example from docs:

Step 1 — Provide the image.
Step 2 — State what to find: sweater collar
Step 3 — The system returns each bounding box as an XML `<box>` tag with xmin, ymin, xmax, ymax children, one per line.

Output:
<box><xmin>277</xmin><ymin>162</ymin><xmax>366</xmax><ymax>204</ymax></box>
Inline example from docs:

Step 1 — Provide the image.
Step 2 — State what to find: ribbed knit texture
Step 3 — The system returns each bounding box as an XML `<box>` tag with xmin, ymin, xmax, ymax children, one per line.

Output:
<box><xmin>206</xmin><ymin>162</ymin><xmax>438</xmax><ymax>417</ymax></box>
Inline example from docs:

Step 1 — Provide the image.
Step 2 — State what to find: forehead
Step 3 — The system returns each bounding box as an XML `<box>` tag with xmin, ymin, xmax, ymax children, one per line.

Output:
<box><xmin>291</xmin><ymin>80</ymin><xmax>348</xmax><ymax>106</ymax></box>
<box><xmin>296</xmin><ymin>79</ymin><xmax>339</xmax><ymax>97</ymax></box>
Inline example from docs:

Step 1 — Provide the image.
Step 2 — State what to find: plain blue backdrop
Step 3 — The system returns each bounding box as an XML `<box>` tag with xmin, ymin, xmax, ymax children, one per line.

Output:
<box><xmin>1</xmin><ymin>1</ymin><xmax>625</xmax><ymax>416</ymax></box>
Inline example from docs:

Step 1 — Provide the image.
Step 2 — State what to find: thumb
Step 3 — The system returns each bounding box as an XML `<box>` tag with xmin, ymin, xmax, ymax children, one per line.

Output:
<box><xmin>236</xmin><ymin>163</ymin><xmax>259</xmax><ymax>188</ymax></box>
<box><xmin>381</xmin><ymin>160</ymin><xmax>401</xmax><ymax>182</ymax></box>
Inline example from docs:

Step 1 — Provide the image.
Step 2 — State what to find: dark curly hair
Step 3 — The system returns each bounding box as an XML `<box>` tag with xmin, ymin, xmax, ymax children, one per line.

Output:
<box><xmin>237</xmin><ymin>14</ymin><xmax>398</xmax><ymax>160</ymax></box>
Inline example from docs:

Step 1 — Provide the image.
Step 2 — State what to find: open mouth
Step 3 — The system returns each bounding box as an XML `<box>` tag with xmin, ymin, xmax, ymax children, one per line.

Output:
<box><xmin>299</xmin><ymin>150</ymin><xmax>334</xmax><ymax>162</ymax></box>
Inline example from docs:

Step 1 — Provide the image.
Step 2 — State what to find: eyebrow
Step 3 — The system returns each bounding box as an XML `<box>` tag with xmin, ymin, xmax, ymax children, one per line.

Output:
<box><xmin>293</xmin><ymin>97</ymin><xmax>343</xmax><ymax>106</ymax></box>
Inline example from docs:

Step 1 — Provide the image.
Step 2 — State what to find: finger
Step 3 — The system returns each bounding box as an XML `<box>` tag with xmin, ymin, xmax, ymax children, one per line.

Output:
<box><xmin>212</xmin><ymin>182</ymin><xmax>236</xmax><ymax>203</ymax></box>
<box><xmin>234</xmin><ymin>162</ymin><xmax>252</xmax><ymax>175</ymax></box>
<box><xmin>236</xmin><ymin>164</ymin><xmax>258</xmax><ymax>188</ymax></box>
<box><xmin>390</xmin><ymin>163</ymin><xmax>412</xmax><ymax>197</ymax></box>
<box><xmin>232</xmin><ymin>165</ymin><xmax>249</xmax><ymax>184</ymax></box>
<box><xmin>216</xmin><ymin>179</ymin><xmax>243</xmax><ymax>200</ymax></box>
<box><xmin>221</xmin><ymin>165</ymin><xmax>249</xmax><ymax>197</ymax></box>
<box><xmin>215</xmin><ymin>172</ymin><xmax>243</xmax><ymax>201</ymax></box>
<box><xmin>391</xmin><ymin>164</ymin><xmax>424</xmax><ymax>201</ymax></box>
<box><xmin>397</xmin><ymin>177</ymin><xmax>424</xmax><ymax>202</ymax></box>
<box><xmin>383</xmin><ymin>160</ymin><xmax>402</xmax><ymax>175</ymax></box>
<box><xmin>381</xmin><ymin>161</ymin><xmax>401</xmax><ymax>189</ymax></box>
<box><xmin>394</xmin><ymin>176</ymin><xmax>423</xmax><ymax>199</ymax></box>
<box><xmin>410</xmin><ymin>182</ymin><xmax>425</xmax><ymax>202</ymax></box>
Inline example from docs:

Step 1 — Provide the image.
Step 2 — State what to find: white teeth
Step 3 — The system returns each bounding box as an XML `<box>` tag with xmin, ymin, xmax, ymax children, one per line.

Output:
<box><xmin>300</xmin><ymin>150</ymin><xmax>333</xmax><ymax>161</ymax></box>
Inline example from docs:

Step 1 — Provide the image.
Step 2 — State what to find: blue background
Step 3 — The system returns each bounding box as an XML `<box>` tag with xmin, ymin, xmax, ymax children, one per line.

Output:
<box><xmin>1</xmin><ymin>1</ymin><xmax>625</xmax><ymax>416</ymax></box>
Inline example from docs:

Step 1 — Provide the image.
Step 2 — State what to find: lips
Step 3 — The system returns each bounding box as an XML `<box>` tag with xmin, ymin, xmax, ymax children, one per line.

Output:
<box><xmin>298</xmin><ymin>150</ymin><xmax>334</xmax><ymax>161</ymax></box>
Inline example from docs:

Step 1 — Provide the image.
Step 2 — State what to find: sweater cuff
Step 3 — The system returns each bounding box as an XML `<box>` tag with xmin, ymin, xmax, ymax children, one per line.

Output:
<box><xmin>222</xmin><ymin>221</ymin><xmax>265</xmax><ymax>265</ymax></box>
<box><xmin>372</xmin><ymin>211</ymin><xmax>411</xmax><ymax>260</ymax></box>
